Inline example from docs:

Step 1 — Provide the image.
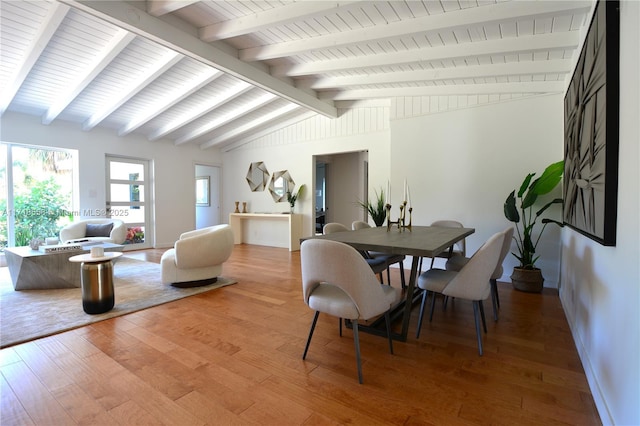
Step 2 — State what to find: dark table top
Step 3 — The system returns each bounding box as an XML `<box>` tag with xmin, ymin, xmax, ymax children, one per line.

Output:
<box><xmin>302</xmin><ymin>225</ymin><xmax>475</xmax><ymax>258</ymax></box>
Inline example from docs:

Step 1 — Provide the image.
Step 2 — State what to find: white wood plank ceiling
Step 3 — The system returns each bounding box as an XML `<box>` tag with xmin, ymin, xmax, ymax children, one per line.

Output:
<box><xmin>0</xmin><ymin>0</ymin><xmax>591</xmax><ymax>149</ymax></box>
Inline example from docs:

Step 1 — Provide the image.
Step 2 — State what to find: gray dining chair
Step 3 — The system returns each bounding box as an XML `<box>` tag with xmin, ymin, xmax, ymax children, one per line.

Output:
<box><xmin>415</xmin><ymin>231</ymin><xmax>504</xmax><ymax>355</ymax></box>
<box><xmin>351</xmin><ymin>221</ymin><xmax>406</xmax><ymax>288</ymax></box>
<box><xmin>422</xmin><ymin>220</ymin><xmax>467</xmax><ymax>270</ymax></box>
<box><xmin>301</xmin><ymin>239</ymin><xmax>401</xmax><ymax>383</ymax></box>
<box><xmin>445</xmin><ymin>226</ymin><xmax>515</xmax><ymax>321</ymax></box>
<box><xmin>324</xmin><ymin>222</ymin><xmax>388</xmax><ymax>284</ymax></box>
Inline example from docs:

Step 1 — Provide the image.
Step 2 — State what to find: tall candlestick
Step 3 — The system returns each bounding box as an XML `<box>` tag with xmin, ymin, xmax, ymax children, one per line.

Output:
<box><xmin>403</xmin><ymin>179</ymin><xmax>407</xmax><ymax>202</ymax></box>
<box><xmin>408</xmin><ymin>185</ymin><xmax>412</xmax><ymax>208</ymax></box>
<box><xmin>387</xmin><ymin>180</ymin><xmax>390</xmax><ymax>205</ymax></box>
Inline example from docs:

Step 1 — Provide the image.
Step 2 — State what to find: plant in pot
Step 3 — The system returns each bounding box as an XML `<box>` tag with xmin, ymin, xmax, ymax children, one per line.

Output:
<box><xmin>503</xmin><ymin>160</ymin><xmax>564</xmax><ymax>292</ymax></box>
<box><xmin>357</xmin><ymin>187</ymin><xmax>387</xmax><ymax>227</ymax></box>
<box><xmin>286</xmin><ymin>184</ymin><xmax>305</xmax><ymax>213</ymax></box>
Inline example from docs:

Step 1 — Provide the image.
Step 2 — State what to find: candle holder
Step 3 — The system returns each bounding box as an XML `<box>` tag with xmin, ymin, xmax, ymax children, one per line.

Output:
<box><xmin>386</xmin><ymin>201</ymin><xmax>412</xmax><ymax>232</ymax></box>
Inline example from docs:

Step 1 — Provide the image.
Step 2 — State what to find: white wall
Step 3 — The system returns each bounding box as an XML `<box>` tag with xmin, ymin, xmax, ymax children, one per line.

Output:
<box><xmin>221</xmin><ymin>107</ymin><xmax>391</xmax><ymax>237</ymax></box>
<box><xmin>390</xmin><ymin>94</ymin><xmax>564</xmax><ymax>285</ymax></box>
<box><xmin>0</xmin><ymin>112</ymin><xmax>224</xmax><ymax>247</ymax></box>
<box><xmin>560</xmin><ymin>1</ymin><xmax>640</xmax><ymax>424</ymax></box>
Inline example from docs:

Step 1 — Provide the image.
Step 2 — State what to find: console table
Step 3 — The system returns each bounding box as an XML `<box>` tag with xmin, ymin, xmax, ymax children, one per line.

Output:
<box><xmin>229</xmin><ymin>213</ymin><xmax>302</xmax><ymax>251</ymax></box>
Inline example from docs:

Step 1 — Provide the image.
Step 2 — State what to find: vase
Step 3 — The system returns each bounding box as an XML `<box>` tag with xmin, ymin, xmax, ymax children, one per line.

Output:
<box><xmin>511</xmin><ymin>267</ymin><xmax>544</xmax><ymax>293</ymax></box>
<box><xmin>234</xmin><ymin>201</ymin><xmax>240</xmax><ymax>213</ymax></box>
<box><xmin>242</xmin><ymin>202</ymin><xmax>247</xmax><ymax>213</ymax></box>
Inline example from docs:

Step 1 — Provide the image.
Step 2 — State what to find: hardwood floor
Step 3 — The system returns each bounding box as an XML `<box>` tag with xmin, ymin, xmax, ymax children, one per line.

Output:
<box><xmin>0</xmin><ymin>244</ymin><xmax>601</xmax><ymax>425</ymax></box>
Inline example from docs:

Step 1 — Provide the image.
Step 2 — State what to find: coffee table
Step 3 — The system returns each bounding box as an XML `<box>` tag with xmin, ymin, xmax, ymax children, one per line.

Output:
<box><xmin>4</xmin><ymin>243</ymin><xmax>124</xmax><ymax>290</ymax></box>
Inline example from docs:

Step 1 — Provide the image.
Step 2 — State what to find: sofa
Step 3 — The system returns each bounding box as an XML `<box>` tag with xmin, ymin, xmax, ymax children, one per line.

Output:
<box><xmin>59</xmin><ymin>219</ymin><xmax>127</xmax><ymax>245</ymax></box>
<box><xmin>161</xmin><ymin>224</ymin><xmax>234</xmax><ymax>287</ymax></box>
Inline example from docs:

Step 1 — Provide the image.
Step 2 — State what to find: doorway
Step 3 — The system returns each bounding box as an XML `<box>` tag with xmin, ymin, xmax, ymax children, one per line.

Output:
<box><xmin>313</xmin><ymin>151</ymin><xmax>368</xmax><ymax>232</ymax></box>
<box><xmin>195</xmin><ymin>164</ymin><xmax>221</xmax><ymax>229</ymax></box>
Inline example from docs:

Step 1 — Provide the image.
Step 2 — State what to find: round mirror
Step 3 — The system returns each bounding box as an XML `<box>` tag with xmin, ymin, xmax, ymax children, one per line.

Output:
<box><xmin>269</xmin><ymin>170</ymin><xmax>295</xmax><ymax>202</ymax></box>
<box><xmin>246</xmin><ymin>161</ymin><xmax>269</xmax><ymax>192</ymax></box>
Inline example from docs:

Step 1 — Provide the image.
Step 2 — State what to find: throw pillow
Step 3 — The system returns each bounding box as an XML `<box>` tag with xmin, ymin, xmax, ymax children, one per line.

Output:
<box><xmin>85</xmin><ymin>222</ymin><xmax>114</xmax><ymax>237</ymax></box>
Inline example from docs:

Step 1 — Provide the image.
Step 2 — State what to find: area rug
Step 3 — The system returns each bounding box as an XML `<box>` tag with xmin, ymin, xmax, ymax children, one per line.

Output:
<box><xmin>0</xmin><ymin>257</ymin><xmax>236</xmax><ymax>348</ymax></box>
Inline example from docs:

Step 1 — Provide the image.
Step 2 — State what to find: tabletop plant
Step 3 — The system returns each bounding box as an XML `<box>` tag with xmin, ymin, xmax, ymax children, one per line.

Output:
<box><xmin>287</xmin><ymin>184</ymin><xmax>306</xmax><ymax>212</ymax></box>
<box><xmin>357</xmin><ymin>187</ymin><xmax>386</xmax><ymax>227</ymax></box>
<box><xmin>503</xmin><ymin>160</ymin><xmax>564</xmax><ymax>270</ymax></box>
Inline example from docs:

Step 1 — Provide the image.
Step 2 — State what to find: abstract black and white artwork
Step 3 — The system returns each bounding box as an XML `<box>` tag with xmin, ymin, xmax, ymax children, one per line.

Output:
<box><xmin>563</xmin><ymin>0</ymin><xmax>620</xmax><ymax>246</ymax></box>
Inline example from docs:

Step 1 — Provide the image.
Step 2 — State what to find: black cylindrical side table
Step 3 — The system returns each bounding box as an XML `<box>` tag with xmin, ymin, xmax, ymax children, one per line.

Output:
<box><xmin>69</xmin><ymin>252</ymin><xmax>122</xmax><ymax>314</ymax></box>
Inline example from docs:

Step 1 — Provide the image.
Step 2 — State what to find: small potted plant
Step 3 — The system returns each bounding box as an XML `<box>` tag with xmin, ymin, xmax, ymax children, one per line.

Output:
<box><xmin>503</xmin><ymin>160</ymin><xmax>564</xmax><ymax>292</ymax></box>
<box><xmin>286</xmin><ymin>184</ymin><xmax>305</xmax><ymax>213</ymax></box>
<box><xmin>357</xmin><ymin>187</ymin><xmax>386</xmax><ymax>227</ymax></box>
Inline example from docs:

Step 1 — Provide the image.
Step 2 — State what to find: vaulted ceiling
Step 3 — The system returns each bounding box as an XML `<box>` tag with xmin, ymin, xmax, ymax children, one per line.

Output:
<box><xmin>0</xmin><ymin>0</ymin><xmax>591</xmax><ymax>149</ymax></box>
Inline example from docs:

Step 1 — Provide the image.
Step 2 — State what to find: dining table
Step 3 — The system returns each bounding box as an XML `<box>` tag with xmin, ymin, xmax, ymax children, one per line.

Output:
<box><xmin>302</xmin><ymin>225</ymin><xmax>475</xmax><ymax>341</ymax></box>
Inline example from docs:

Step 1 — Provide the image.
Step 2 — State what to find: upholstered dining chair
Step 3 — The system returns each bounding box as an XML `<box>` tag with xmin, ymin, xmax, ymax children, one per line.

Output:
<box><xmin>351</xmin><ymin>221</ymin><xmax>406</xmax><ymax>289</ymax></box>
<box><xmin>323</xmin><ymin>222</ymin><xmax>387</xmax><ymax>284</ymax></box>
<box><xmin>415</xmin><ymin>231</ymin><xmax>504</xmax><ymax>355</ymax></box>
<box><xmin>445</xmin><ymin>227</ymin><xmax>515</xmax><ymax>321</ymax></box>
<box><xmin>300</xmin><ymin>238</ymin><xmax>401</xmax><ymax>383</ymax></box>
<box><xmin>421</xmin><ymin>220</ymin><xmax>467</xmax><ymax>271</ymax></box>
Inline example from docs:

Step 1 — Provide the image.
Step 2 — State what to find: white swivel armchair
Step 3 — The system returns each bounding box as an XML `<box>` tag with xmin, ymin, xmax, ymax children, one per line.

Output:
<box><xmin>161</xmin><ymin>224</ymin><xmax>234</xmax><ymax>287</ymax></box>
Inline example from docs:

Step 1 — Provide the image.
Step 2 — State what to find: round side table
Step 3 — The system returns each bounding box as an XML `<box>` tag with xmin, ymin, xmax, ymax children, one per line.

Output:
<box><xmin>69</xmin><ymin>252</ymin><xmax>122</xmax><ymax>314</ymax></box>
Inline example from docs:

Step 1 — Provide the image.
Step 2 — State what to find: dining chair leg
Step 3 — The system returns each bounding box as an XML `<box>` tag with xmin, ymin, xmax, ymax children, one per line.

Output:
<box><xmin>490</xmin><ymin>283</ymin><xmax>499</xmax><ymax>322</ymax></box>
<box><xmin>352</xmin><ymin>319</ymin><xmax>363</xmax><ymax>384</ymax></box>
<box><xmin>386</xmin><ymin>268</ymin><xmax>391</xmax><ymax>285</ymax></box>
<box><xmin>416</xmin><ymin>289</ymin><xmax>428</xmax><ymax>338</ymax></box>
<box><xmin>491</xmin><ymin>278</ymin><xmax>500</xmax><ymax>308</ymax></box>
<box><xmin>429</xmin><ymin>291</ymin><xmax>437</xmax><ymax>322</ymax></box>
<box><xmin>339</xmin><ymin>317</ymin><xmax>343</xmax><ymax>336</ymax></box>
<box><xmin>472</xmin><ymin>301</ymin><xmax>484</xmax><ymax>356</ymax></box>
<box><xmin>479</xmin><ymin>300</ymin><xmax>487</xmax><ymax>333</ymax></box>
<box><xmin>385</xmin><ymin>311</ymin><xmax>394</xmax><ymax>355</ymax></box>
<box><xmin>303</xmin><ymin>311</ymin><xmax>320</xmax><ymax>359</ymax></box>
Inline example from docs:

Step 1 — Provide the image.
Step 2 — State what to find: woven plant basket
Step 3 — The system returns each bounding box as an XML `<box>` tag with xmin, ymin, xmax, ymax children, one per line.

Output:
<box><xmin>511</xmin><ymin>267</ymin><xmax>544</xmax><ymax>293</ymax></box>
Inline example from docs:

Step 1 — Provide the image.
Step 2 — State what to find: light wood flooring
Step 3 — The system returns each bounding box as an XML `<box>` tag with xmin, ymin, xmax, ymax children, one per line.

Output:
<box><xmin>0</xmin><ymin>244</ymin><xmax>600</xmax><ymax>425</ymax></box>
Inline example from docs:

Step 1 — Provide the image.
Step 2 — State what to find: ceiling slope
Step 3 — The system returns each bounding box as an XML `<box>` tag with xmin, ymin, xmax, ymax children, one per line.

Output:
<box><xmin>0</xmin><ymin>0</ymin><xmax>591</xmax><ymax>149</ymax></box>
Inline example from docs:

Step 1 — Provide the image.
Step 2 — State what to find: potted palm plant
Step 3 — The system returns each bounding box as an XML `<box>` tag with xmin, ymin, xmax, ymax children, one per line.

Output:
<box><xmin>503</xmin><ymin>160</ymin><xmax>564</xmax><ymax>292</ymax></box>
<box><xmin>286</xmin><ymin>184</ymin><xmax>305</xmax><ymax>213</ymax></box>
<box><xmin>357</xmin><ymin>187</ymin><xmax>386</xmax><ymax>227</ymax></box>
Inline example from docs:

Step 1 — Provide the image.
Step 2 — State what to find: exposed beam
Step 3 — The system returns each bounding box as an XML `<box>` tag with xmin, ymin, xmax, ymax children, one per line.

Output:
<box><xmin>319</xmin><ymin>82</ymin><xmax>565</xmax><ymax>100</ymax></box>
<box><xmin>199</xmin><ymin>1</ymin><xmax>358</xmax><ymax>41</ymax></box>
<box><xmin>200</xmin><ymin>103</ymin><xmax>301</xmax><ymax>149</ymax></box>
<box><xmin>148</xmin><ymin>82</ymin><xmax>253</xmax><ymax>141</ymax></box>
<box><xmin>43</xmin><ymin>30</ymin><xmax>136</xmax><ymax>125</ymax></box>
<box><xmin>240</xmin><ymin>0</ymin><xmax>591</xmax><ymax>61</ymax></box>
<box><xmin>61</xmin><ymin>0</ymin><xmax>337</xmax><ymax>118</ymax></box>
<box><xmin>119</xmin><ymin>69</ymin><xmax>223</xmax><ymax>136</ymax></box>
<box><xmin>274</xmin><ymin>32</ymin><xmax>580</xmax><ymax>77</ymax></box>
<box><xmin>174</xmin><ymin>93</ymin><xmax>277</xmax><ymax>145</ymax></box>
<box><xmin>147</xmin><ymin>0</ymin><xmax>198</xmax><ymax>17</ymax></box>
<box><xmin>0</xmin><ymin>2</ymin><xmax>69</xmax><ymax>115</ymax></box>
<box><xmin>298</xmin><ymin>59</ymin><xmax>573</xmax><ymax>89</ymax></box>
<box><xmin>83</xmin><ymin>51</ymin><xmax>182</xmax><ymax>130</ymax></box>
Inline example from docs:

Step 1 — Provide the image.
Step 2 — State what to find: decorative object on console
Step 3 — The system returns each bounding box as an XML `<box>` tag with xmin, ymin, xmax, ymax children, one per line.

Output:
<box><xmin>242</xmin><ymin>202</ymin><xmax>247</xmax><ymax>213</ymax></box>
<box><xmin>246</xmin><ymin>161</ymin><xmax>269</xmax><ymax>192</ymax></box>
<box><xmin>504</xmin><ymin>160</ymin><xmax>564</xmax><ymax>292</ymax></box>
<box><xmin>287</xmin><ymin>184</ymin><xmax>306</xmax><ymax>213</ymax></box>
<box><xmin>234</xmin><ymin>201</ymin><xmax>240</xmax><ymax>213</ymax></box>
<box><xmin>563</xmin><ymin>0</ymin><xmax>619</xmax><ymax>247</ymax></box>
<box><xmin>269</xmin><ymin>170</ymin><xmax>295</xmax><ymax>203</ymax></box>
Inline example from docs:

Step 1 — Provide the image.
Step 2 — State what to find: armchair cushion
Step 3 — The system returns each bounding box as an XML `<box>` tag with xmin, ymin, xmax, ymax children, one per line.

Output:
<box><xmin>85</xmin><ymin>222</ymin><xmax>114</xmax><ymax>238</ymax></box>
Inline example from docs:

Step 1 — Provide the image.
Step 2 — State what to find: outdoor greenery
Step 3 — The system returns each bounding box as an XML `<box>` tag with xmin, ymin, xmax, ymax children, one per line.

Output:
<box><xmin>357</xmin><ymin>187</ymin><xmax>387</xmax><ymax>227</ymax></box>
<box><xmin>0</xmin><ymin>178</ymin><xmax>70</xmax><ymax>247</ymax></box>
<box><xmin>503</xmin><ymin>160</ymin><xmax>564</xmax><ymax>269</ymax></box>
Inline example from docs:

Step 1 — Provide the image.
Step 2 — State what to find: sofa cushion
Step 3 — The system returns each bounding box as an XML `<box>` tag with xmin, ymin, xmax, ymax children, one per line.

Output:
<box><xmin>85</xmin><ymin>222</ymin><xmax>113</xmax><ymax>237</ymax></box>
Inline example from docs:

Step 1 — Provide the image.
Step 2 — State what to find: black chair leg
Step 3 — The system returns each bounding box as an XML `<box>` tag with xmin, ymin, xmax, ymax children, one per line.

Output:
<box><xmin>385</xmin><ymin>311</ymin><xmax>394</xmax><ymax>355</ymax></box>
<box><xmin>303</xmin><ymin>311</ymin><xmax>320</xmax><ymax>359</ymax></box>
<box><xmin>339</xmin><ymin>317</ymin><xmax>343</xmax><ymax>336</ymax></box>
<box><xmin>479</xmin><ymin>300</ymin><xmax>487</xmax><ymax>333</ymax></box>
<box><xmin>491</xmin><ymin>278</ymin><xmax>501</xmax><ymax>308</ymax></box>
<box><xmin>472</xmin><ymin>301</ymin><xmax>484</xmax><ymax>356</ymax></box>
<box><xmin>429</xmin><ymin>291</ymin><xmax>437</xmax><ymax>322</ymax></box>
<box><xmin>490</xmin><ymin>280</ymin><xmax>499</xmax><ymax>321</ymax></box>
<box><xmin>352</xmin><ymin>320</ymin><xmax>363</xmax><ymax>384</ymax></box>
<box><xmin>416</xmin><ymin>289</ymin><xmax>428</xmax><ymax>338</ymax></box>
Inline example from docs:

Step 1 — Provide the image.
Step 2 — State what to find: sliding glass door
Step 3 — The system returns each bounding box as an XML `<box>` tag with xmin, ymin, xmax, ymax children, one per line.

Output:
<box><xmin>106</xmin><ymin>156</ymin><xmax>152</xmax><ymax>249</ymax></box>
